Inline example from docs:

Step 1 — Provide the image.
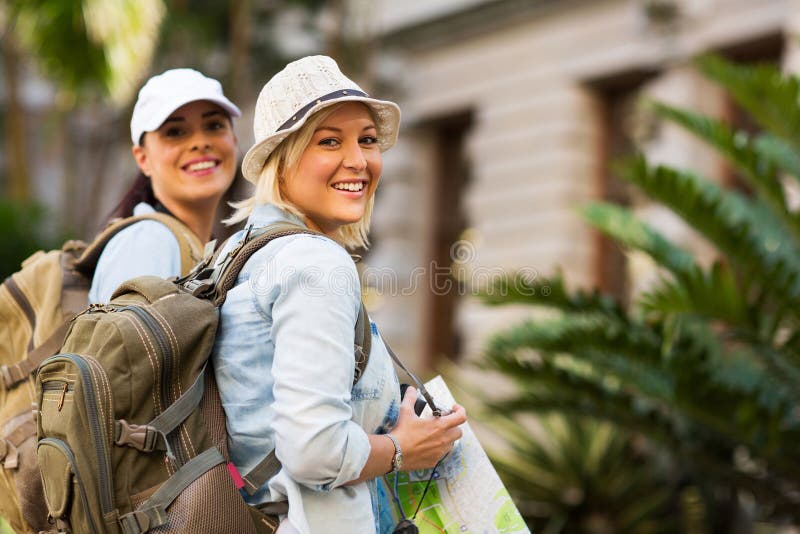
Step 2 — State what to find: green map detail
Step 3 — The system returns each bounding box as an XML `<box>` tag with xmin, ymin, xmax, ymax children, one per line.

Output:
<box><xmin>389</xmin><ymin>472</ymin><xmax>458</xmax><ymax>533</ymax></box>
<box><xmin>492</xmin><ymin>488</ymin><xmax>528</xmax><ymax>532</ymax></box>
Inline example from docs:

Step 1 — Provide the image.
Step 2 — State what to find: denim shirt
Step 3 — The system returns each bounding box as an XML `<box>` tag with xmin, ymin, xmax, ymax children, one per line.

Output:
<box><xmin>212</xmin><ymin>204</ymin><xmax>401</xmax><ymax>534</ymax></box>
<box><xmin>88</xmin><ymin>202</ymin><xmax>181</xmax><ymax>304</ymax></box>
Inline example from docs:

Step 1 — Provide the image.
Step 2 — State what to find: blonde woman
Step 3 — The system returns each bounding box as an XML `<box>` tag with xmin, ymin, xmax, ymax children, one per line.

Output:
<box><xmin>212</xmin><ymin>56</ymin><xmax>467</xmax><ymax>534</ymax></box>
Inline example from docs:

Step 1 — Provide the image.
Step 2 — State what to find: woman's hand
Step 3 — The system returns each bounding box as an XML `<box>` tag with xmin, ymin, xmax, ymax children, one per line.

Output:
<box><xmin>347</xmin><ymin>386</ymin><xmax>468</xmax><ymax>485</ymax></box>
<box><xmin>390</xmin><ymin>386</ymin><xmax>467</xmax><ymax>471</ymax></box>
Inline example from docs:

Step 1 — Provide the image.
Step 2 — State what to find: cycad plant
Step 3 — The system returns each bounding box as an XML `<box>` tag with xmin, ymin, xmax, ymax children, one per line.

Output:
<box><xmin>488</xmin><ymin>413</ymin><xmax>680</xmax><ymax>534</ymax></box>
<box><xmin>480</xmin><ymin>56</ymin><xmax>800</xmax><ymax>531</ymax></box>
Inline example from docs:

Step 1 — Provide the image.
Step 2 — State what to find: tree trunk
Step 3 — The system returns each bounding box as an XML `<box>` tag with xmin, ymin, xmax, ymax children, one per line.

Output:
<box><xmin>228</xmin><ymin>0</ymin><xmax>252</xmax><ymax>103</ymax></box>
<box><xmin>2</xmin><ymin>30</ymin><xmax>31</xmax><ymax>201</ymax></box>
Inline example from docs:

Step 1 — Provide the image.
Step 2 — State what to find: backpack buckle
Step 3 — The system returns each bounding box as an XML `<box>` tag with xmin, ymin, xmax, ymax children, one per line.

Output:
<box><xmin>184</xmin><ymin>279</ymin><xmax>214</xmax><ymax>297</ymax></box>
<box><xmin>114</xmin><ymin>420</ymin><xmax>162</xmax><ymax>453</ymax></box>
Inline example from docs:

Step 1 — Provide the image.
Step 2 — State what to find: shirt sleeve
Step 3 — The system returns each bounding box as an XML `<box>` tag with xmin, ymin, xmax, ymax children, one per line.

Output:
<box><xmin>88</xmin><ymin>221</ymin><xmax>181</xmax><ymax>304</ymax></box>
<box><xmin>266</xmin><ymin>235</ymin><xmax>370</xmax><ymax>491</ymax></box>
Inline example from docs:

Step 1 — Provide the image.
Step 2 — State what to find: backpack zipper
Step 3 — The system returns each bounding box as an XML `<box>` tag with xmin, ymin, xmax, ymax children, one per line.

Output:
<box><xmin>44</xmin><ymin>354</ymin><xmax>115</xmax><ymax>518</ymax></box>
<box><xmin>117</xmin><ymin>305</ymin><xmax>188</xmax><ymax>467</ymax></box>
<box><xmin>41</xmin><ymin>381</ymin><xmax>74</xmax><ymax>411</ymax></box>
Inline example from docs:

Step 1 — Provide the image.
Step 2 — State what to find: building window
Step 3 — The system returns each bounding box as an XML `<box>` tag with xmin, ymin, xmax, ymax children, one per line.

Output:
<box><xmin>423</xmin><ymin>111</ymin><xmax>473</xmax><ymax>366</ymax></box>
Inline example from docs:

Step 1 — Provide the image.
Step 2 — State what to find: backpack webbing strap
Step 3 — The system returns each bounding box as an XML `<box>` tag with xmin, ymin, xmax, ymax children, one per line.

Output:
<box><xmin>118</xmin><ymin>447</ymin><xmax>225</xmax><ymax>534</ymax></box>
<box><xmin>1</xmin><ymin>321</ymin><xmax>70</xmax><ymax>390</ymax></box>
<box><xmin>247</xmin><ymin>505</ymin><xmax>281</xmax><ymax>534</ymax></box>
<box><xmin>354</xmin><ymin>303</ymin><xmax>371</xmax><ymax>385</ymax></box>
<box><xmin>211</xmin><ymin>223</ymin><xmax>317</xmax><ymax>306</ymax></box>
<box><xmin>241</xmin><ymin>451</ymin><xmax>281</xmax><ymax>496</ymax></box>
<box><xmin>114</xmin><ymin>366</ymin><xmax>207</xmax><ymax>455</ymax></box>
<box><xmin>75</xmin><ymin>213</ymin><xmax>203</xmax><ymax>278</ymax></box>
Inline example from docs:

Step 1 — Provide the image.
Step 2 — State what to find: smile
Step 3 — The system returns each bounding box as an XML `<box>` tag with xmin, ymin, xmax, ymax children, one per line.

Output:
<box><xmin>183</xmin><ymin>159</ymin><xmax>219</xmax><ymax>172</ymax></box>
<box><xmin>332</xmin><ymin>181</ymin><xmax>365</xmax><ymax>192</ymax></box>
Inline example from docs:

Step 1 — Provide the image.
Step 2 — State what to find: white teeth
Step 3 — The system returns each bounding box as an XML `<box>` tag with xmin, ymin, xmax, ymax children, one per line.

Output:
<box><xmin>333</xmin><ymin>182</ymin><xmax>364</xmax><ymax>192</ymax></box>
<box><xmin>187</xmin><ymin>161</ymin><xmax>216</xmax><ymax>171</ymax></box>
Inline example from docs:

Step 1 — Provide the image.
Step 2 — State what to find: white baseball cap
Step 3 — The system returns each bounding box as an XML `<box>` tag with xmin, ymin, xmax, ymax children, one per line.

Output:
<box><xmin>130</xmin><ymin>68</ymin><xmax>241</xmax><ymax>145</ymax></box>
<box><xmin>241</xmin><ymin>55</ymin><xmax>401</xmax><ymax>183</ymax></box>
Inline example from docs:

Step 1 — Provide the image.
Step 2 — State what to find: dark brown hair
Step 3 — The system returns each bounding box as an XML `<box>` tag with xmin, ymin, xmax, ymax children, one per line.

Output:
<box><xmin>103</xmin><ymin>171</ymin><xmax>160</xmax><ymax>225</ymax></box>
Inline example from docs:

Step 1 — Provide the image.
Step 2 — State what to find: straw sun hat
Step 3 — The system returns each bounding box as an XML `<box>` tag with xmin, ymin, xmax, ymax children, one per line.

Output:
<box><xmin>241</xmin><ymin>55</ymin><xmax>401</xmax><ymax>183</ymax></box>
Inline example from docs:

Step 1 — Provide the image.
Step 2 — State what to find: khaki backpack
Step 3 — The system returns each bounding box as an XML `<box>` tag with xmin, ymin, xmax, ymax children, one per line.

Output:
<box><xmin>34</xmin><ymin>224</ymin><xmax>371</xmax><ymax>534</ymax></box>
<box><xmin>0</xmin><ymin>213</ymin><xmax>202</xmax><ymax>534</ymax></box>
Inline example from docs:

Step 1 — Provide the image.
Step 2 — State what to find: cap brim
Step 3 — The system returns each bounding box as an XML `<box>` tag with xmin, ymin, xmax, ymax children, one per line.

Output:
<box><xmin>241</xmin><ymin>95</ymin><xmax>400</xmax><ymax>183</ymax></box>
<box><xmin>135</xmin><ymin>93</ymin><xmax>242</xmax><ymax>144</ymax></box>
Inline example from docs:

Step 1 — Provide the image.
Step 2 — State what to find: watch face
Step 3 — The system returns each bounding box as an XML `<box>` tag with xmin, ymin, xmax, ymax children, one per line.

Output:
<box><xmin>393</xmin><ymin>451</ymin><xmax>403</xmax><ymax>471</ymax></box>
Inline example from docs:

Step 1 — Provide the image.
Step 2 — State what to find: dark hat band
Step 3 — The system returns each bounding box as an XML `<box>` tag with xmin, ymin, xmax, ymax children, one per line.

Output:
<box><xmin>276</xmin><ymin>89</ymin><xmax>368</xmax><ymax>132</ymax></box>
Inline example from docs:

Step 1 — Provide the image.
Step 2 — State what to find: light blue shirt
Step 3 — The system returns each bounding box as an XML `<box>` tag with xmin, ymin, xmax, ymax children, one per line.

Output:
<box><xmin>212</xmin><ymin>204</ymin><xmax>400</xmax><ymax>534</ymax></box>
<box><xmin>88</xmin><ymin>203</ymin><xmax>181</xmax><ymax>304</ymax></box>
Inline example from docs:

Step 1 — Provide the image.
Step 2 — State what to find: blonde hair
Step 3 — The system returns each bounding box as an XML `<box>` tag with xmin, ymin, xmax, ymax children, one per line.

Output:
<box><xmin>227</xmin><ymin>103</ymin><xmax>375</xmax><ymax>249</ymax></box>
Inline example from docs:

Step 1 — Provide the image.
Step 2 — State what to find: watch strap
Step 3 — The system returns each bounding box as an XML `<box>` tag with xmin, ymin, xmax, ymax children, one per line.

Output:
<box><xmin>386</xmin><ymin>433</ymin><xmax>402</xmax><ymax>473</ymax></box>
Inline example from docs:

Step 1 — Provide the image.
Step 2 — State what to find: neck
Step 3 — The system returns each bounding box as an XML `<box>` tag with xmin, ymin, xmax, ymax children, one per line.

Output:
<box><xmin>159</xmin><ymin>198</ymin><xmax>216</xmax><ymax>243</ymax></box>
<box><xmin>302</xmin><ymin>215</ymin><xmax>339</xmax><ymax>240</ymax></box>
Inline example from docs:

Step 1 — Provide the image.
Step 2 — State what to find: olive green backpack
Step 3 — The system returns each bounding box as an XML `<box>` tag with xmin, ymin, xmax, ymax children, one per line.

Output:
<box><xmin>0</xmin><ymin>213</ymin><xmax>202</xmax><ymax>534</ymax></box>
<box><xmin>34</xmin><ymin>224</ymin><xmax>371</xmax><ymax>534</ymax></box>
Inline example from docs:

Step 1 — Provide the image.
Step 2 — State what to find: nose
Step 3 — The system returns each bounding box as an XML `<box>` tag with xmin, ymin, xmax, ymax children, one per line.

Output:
<box><xmin>190</xmin><ymin>130</ymin><xmax>212</xmax><ymax>151</ymax></box>
<box><xmin>342</xmin><ymin>141</ymin><xmax>367</xmax><ymax>172</ymax></box>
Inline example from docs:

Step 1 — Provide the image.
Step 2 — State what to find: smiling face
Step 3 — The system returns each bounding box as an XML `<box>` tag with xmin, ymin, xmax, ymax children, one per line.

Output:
<box><xmin>281</xmin><ymin>102</ymin><xmax>382</xmax><ymax>237</ymax></box>
<box><xmin>132</xmin><ymin>100</ymin><xmax>237</xmax><ymax>217</ymax></box>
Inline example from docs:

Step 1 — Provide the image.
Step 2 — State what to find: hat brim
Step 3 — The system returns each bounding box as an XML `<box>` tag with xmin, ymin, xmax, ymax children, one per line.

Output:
<box><xmin>134</xmin><ymin>94</ymin><xmax>242</xmax><ymax>145</ymax></box>
<box><xmin>241</xmin><ymin>95</ymin><xmax>400</xmax><ymax>183</ymax></box>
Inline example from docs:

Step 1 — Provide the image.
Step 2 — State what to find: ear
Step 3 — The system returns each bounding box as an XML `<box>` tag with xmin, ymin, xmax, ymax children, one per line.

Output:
<box><xmin>132</xmin><ymin>144</ymin><xmax>151</xmax><ymax>177</ymax></box>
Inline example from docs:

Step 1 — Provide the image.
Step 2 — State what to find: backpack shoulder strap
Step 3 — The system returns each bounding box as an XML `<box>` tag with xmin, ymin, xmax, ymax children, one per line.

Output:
<box><xmin>74</xmin><ymin>213</ymin><xmax>203</xmax><ymax>277</ymax></box>
<box><xmin>207</xmin><ymin>223</ymin><xmax>371</xmax><ymax>383</ymax></box>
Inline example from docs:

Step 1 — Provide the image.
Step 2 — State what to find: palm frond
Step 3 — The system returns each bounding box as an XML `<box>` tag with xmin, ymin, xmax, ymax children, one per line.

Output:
<box><xmin>696</xmin><ymin>55</ymin><xmax>800</xmax><ymax>150</ymax></box>
<box><xmin>650</xmin><ymin>101</ymin><xmax>790</xmax><ymax>220</ymax></box>
<box><xmin>617</xmin><ymin>157</ymin><xmax>800</xmax><ymax>308</ymax></box>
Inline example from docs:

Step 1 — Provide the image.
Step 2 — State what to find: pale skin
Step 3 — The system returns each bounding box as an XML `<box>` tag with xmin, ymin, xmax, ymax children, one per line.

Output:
<box><xmin>280</xmin><ymin>102</ymin><xmax>467</xmax><ymax>484</ymax></box>
<box><xmin>132</xmin><ymin>100</ymin><xmax>238</xmax><ymax>242</ymax></box>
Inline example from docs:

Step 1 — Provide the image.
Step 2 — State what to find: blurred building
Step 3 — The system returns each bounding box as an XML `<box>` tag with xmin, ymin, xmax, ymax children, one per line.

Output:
<box><xmin>363</xmin><ymin>0</ymin><xmax>800</xmax><ymax>372</ymax></box>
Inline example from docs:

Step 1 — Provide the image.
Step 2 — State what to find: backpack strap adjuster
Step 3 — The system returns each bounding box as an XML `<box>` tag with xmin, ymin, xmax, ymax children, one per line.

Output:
<box><xmin>119</xmin><ymin>509</ymin><xmax>153</xmax><ymax>534</ymax></box>
<box><xmin>114</xmin><ymin>420</ymin><xmax>162</xmax><ymax>453</ymax></box>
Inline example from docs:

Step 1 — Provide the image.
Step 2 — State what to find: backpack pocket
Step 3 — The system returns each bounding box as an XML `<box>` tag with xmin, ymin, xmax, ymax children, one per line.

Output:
<box><xmin>37</xmin><ymin>437</ymin><xmax>100</xmax><ymax>534</ymax></box>
<box><xmin>37</xmin><ymin>354</ymin><xmax>116</xmax><ymax>532</ymax></box>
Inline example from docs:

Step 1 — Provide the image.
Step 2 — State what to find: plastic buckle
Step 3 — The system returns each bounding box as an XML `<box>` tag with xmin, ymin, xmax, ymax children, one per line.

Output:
<box><xmin>114</xmin><ymin>420</ymin><xmax>160</xmax><ymax>453</ymax></box>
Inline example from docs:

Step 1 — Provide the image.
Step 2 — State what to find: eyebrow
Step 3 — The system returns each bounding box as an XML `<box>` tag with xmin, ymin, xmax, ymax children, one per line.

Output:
<box><xmin>316</xmin><ymin>124</ymin><xmax>377</xmax><ymax>133</ymax></box>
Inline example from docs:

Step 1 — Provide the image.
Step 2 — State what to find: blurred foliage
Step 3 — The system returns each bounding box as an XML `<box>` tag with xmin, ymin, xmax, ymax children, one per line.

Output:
<box><xmin>490</xmin><ymin>414</ymin><xmax>680</xmax><ymax>534</ymax></box>
<box><xmin>5</xmin><ymin>0</ymin><xmax>165</xmax><ymax>105</ymax></box>
<box><xmin>0</xmin><ymin>517</ymin><xmax>13</xmax><ymax>534</ymax></box>
<box><xmin>479</xmin><ymin>55</ymin><xmax>800</xmax><ymax>532</ymax></box>
<box><xmin>0</xmin><ymin>199</ymin><xmax>59</xmax><ymax>280</ymax></box>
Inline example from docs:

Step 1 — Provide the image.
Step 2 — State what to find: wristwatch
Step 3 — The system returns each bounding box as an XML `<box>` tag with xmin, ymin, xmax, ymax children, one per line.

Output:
<box><xmin>386</xmin><ymin>433</ymin><xmax>403</xmax><ymax>473</ymax></box>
